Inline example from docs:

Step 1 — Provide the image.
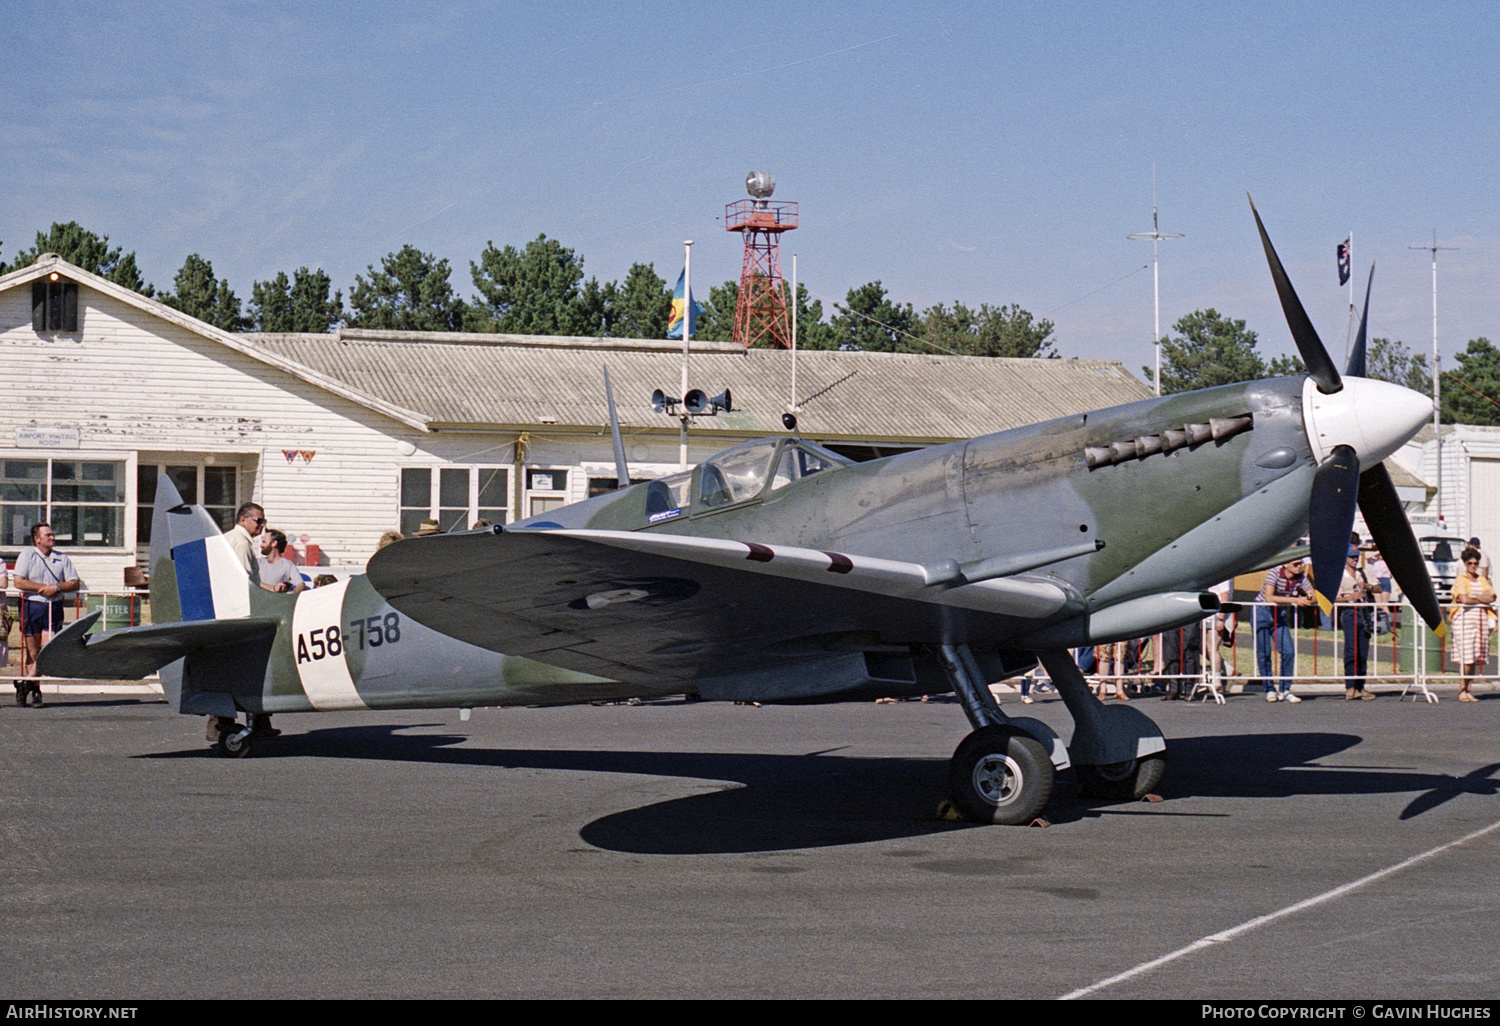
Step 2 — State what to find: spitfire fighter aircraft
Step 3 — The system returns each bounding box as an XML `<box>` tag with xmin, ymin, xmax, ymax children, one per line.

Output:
<box><xmin>41</xmin><ymin>201</ymin><xmax>1446</xmax><ymax>825</ymax></box>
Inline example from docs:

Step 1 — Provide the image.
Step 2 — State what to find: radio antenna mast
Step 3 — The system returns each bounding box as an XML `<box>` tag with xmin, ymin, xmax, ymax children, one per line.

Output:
<box><xmin>1128</xmin><ymin>166</ymin><xmax>1183</xmax><ymax>396</ymax></box>
<box><xmin>1411</xmin><ymin>229</ymin><xmax>1458</xmax><ymax>525</ymax></box>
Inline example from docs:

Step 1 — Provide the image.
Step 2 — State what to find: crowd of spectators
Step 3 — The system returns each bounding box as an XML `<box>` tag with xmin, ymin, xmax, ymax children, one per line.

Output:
<box><xmin>1020</xmin><ymin>535</ymin><xmax>1495</xmax><ymax>704</ymax></box>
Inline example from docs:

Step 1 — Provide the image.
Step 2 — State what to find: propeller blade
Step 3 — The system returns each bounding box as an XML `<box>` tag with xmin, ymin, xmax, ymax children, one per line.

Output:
<box><xmin>1248</xmin><ymin>195</ymin><xmax>1343</xmax><ymax>394</ymax></box>
<box><xmin>1358</xmin><ymin>462</ymin><xmax>1446</xmax><ymax>634</ymax></box>
<box><xmin>1309</xmin><ymin>444</ymin><xmax>1361</xmax><ymax>614</ymax></box>
<box><xmin>1346</xmin><ymin>263</ymin><xmax>1375</xmax><ymax>379</ymax></box>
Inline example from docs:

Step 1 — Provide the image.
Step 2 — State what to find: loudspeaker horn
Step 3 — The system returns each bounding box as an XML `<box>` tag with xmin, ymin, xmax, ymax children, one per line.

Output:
<box><xmin>685</xmin><ymin>388</ymin><xmax>732</xmax><ymax>415</ymax></box>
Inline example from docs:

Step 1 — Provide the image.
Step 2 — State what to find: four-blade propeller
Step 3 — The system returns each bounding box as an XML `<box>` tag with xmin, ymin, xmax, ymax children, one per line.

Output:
<box><xmin>1250</xmin><ymin>197</ymin><xmax>1445</xmax><ymax>635</ymax></box>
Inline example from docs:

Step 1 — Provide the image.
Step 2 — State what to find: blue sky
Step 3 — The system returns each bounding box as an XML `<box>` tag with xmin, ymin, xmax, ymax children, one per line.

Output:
<box><xmin>4</xmin><ymin>1</ymin><xmax>1496</xmax><ymax>380</ymax></box>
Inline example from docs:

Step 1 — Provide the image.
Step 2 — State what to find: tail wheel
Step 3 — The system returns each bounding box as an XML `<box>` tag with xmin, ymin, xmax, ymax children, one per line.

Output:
<box><xmin>949</xmin><ymin>726</ymin><xmax>1053</xmax><ymax>825</ymax></box>
<box><xmin>1076</xmin><ymin>753</ymin><xmax>1166</xmax><ymax>800</ymax></box>
<box><xmin>217</xmin><ymin>728</ymin><xmax>254</xmax><ymax>759</ymax></box>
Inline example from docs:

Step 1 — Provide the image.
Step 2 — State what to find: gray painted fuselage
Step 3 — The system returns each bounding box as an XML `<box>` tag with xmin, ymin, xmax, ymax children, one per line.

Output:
<box><xmin>521</xmin><ymin>377</ymin><xmax>1311</xmax><ymax>652</ymax></box>
<box><xmin>150</xmin><ymin>377</ymin><xmax>1313</xmax><ymax>716</ymax></box>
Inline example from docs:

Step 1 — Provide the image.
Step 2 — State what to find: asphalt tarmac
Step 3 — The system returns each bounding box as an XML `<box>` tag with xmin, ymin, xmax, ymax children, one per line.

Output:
<box><xmin>2</xmin><ymin>687</ymin><xmax>1497</xmax><ymax>1000</ymax></box>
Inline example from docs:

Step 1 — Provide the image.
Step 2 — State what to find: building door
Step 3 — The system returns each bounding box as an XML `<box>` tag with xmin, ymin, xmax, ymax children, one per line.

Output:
<box><xmin>1468</xmin><ymin>458</ymin><xmax>1500</xmax><ymax>551</ymax></box>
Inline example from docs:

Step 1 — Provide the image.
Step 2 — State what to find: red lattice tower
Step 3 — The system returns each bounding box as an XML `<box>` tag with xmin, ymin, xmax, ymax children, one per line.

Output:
<box><xmin>726</xmin><ymin>177</ymin><xmax>797</xmax><ymax>349</ymax></box>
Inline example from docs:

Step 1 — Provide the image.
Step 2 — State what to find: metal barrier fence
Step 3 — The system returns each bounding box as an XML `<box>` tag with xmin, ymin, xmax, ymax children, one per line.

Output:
<box><xmin>0</xmin><ymin>590</ymin><xmax>150</xmax><ymax>626</ymax></box>
<box><xmin>1062</xmin><ymin>599</ymin><xmax>1493</xmax><ymax>701</ymax></box>
<box><xmin>2</xmin><ymin>591</ymin><xmax>150</xmax><ymax>674</ymax></box>
<box><xmin>52</xmin><ymin>590</ymin><xmax>150</xmax><ymax>629</ymax></box>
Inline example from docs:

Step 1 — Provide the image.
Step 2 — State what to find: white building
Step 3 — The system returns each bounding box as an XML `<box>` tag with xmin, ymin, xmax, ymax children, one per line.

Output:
<box><xmin>0</xmin><ymin>254</ymin><xmax>1153</xmax><ymax>590</ymax></box>
<box><xmin>1397</xmin><ymin>423</ymin><xmax>1500</xmax><ymax>545</ymax></box>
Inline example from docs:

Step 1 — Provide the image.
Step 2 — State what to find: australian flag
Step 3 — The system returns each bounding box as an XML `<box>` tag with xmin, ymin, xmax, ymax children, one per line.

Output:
<box><xmin>1337</xmin><ymin>237</ymin><xmax>1351</xmax><ymax>286</ymax></box>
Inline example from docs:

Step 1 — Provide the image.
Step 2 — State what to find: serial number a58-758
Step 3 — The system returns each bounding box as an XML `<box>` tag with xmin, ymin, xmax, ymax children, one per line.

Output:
<box><xmin>296</xmin><ymin>613</ymin><xmax>401</xmax><ymax>663</ymax></box>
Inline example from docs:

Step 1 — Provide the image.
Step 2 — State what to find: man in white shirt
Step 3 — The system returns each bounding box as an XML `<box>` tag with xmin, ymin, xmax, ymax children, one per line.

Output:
<box><xmin>14</xmin><ymin>523</ymin><xmax>79</xmax><ymax>707</ymax></box>
<box><xmin>210</xmin><ymin>501</ymin><xmax>269</xmax><ymax>740</ymax></box>
<box><xmin>224</xmin><ymin>502</ymin><xmax>265</xmax><ymax>585</ymax></box>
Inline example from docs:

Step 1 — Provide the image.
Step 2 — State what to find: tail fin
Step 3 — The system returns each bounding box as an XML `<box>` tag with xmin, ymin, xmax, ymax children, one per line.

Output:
<box><xmin>37</xmin><ymin>477</ymin><xmax>277</xmax><ymax>716</ymax></box>
<box><xmin>149</xmin><ymin>475</ymin><xmax>253</xmax><ymax>622</ymax></box>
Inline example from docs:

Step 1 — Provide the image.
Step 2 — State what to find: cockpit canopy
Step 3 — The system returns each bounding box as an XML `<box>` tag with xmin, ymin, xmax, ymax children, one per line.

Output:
<box><xmin>634</xmin><ymin>437</ymin><xmax>850</xmax><ymax>525</ymax></box>
<box><xmin>519</xmin><ymin>436</ymin><xmax>852</xmax><ymax>533</ymax></box>
<box><xmin>696</xmin><ymin>437</ymin><xmax>848</xmax><ymax>509</ymax></box>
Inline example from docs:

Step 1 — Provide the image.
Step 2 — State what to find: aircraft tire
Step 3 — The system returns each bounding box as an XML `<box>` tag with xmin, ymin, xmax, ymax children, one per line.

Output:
<box><xmin>1076</xmin><ymin>753</ymin><xmax>1165</xmax><ymax>801</ymax></box>
<box><xmin>949</xmin><ymin>726</ymin><xmax>1053</xmax><ymax>825</ymax></box>
<box><xmin>217</xmin><ymin>728</ymin><xmax>254</xmax><ymax>759</ymax></box>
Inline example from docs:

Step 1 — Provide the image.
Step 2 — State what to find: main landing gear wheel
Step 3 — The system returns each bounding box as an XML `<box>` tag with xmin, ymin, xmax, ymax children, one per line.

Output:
<box><xmin>949</xmin><ymin>725</ymin><xmax>1053</xmax><ymax>825</ymax></box>
<box><xmin>217</xmin><ymin>727</ymin><xmax>254</xmax><ymax>759</ymax></box>
<box><xmin>1076</xmin><ymin>752</ymin><xmax>1166</xmax><ymax>801</ymax></box>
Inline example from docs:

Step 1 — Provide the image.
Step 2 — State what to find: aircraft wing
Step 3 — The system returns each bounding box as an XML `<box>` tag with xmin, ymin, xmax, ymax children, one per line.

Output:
<box><xmin>37</xmin><ymin>611</ymin><xmax>281</xmax><ymax>680</ymax></box>
<box><xmin>366</xmin><ymin>528</ymin><xmax>1076</xmax><ymax>685</ymax></box>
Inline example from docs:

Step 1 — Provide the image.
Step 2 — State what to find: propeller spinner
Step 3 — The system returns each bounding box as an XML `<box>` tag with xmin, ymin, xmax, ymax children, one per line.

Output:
<box><xmin>1250</xmin><ymin>198</ymin><xmax>1445</xmax><ymax>634</ymax></box>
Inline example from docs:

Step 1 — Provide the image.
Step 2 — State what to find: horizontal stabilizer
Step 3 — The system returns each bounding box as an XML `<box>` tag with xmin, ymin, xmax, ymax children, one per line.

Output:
<box><xmin>37</xmin><ymin>611</ymin><xmax>280</xmax><ymax>680</ymax></box>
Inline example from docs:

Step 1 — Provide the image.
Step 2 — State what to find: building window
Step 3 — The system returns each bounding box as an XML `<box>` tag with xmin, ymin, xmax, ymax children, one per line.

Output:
<box><xmin>524</xmin><ymin>467</ymin><xmax>569</xmax><ymax>517</ymax></box>
<box><xmin>137</xmin><ymin>464</ymin><xmax>238</xmax><ymax>542</ymax></box>
<box><xmin>32</xmin><ymin>277</ymin><xmax>79</xmax><ymax>333</ymax></box>
<box><xmin>0</xmin><ymin>459</ymin><xmax>126</xmax><ymax>548</ymax></box>
<box><xmin>400</xmin><ymin>466</ymin><xmax>510</xmax><ymax>534</ymax></box>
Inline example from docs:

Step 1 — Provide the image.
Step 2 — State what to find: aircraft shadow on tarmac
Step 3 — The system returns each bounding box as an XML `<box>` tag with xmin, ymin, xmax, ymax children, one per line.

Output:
<box><xmin>1165</xmin><ymin>733</ymin><xmax>1500</xmax><ymax>823</ymax></box>
<box><xmin>143</xmin><ymin>725</ymin><xmax>1500</xmax><ymax>853</ymax></box>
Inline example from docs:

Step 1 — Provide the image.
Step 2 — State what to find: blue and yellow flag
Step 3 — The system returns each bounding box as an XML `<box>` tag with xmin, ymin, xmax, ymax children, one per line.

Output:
<box><xmin>667</xmin><ymin>269</ymin><xmax>701</xmax><ymax>339</ymax></box>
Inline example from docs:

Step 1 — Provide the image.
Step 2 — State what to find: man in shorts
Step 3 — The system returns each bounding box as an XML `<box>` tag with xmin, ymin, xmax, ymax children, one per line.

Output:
<box><xmin>14</xmin><ymin>523</ymin><xmax>79</xmax><ymax>707</ymax></box>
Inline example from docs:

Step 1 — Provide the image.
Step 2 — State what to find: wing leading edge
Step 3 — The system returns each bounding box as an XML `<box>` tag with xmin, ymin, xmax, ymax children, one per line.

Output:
<box><xmin>367</xmin><ymin>528</ymin><xmax>1077</xmax><ymax>685</ymax></box>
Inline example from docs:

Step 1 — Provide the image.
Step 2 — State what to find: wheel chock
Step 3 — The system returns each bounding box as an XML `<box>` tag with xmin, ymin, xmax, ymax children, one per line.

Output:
<box><xmin>935</xmin><ymin>799</ymin><xmax>966</xmax><ymax>821</ymax></box>
<box><xmin>935</xmin><ymin>800</ymin><xmax>1051</xmax><ymax>826</ymax></box>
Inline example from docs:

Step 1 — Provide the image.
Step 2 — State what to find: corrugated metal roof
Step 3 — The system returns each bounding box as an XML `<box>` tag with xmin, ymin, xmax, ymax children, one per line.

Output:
<box><xmin>1386</xmin><ymin>461</ymin><xmax>1431</xmax><ymax>492</ymax></box>
<box><xmin>246</xmin><ymin>330</ymin><xmax>1152</xmax><ymax>442</ymax></box>
<box><xmin>0</xmin><ymin>258</ymin><xmax>434</xmax><ymax>430</ymax></box>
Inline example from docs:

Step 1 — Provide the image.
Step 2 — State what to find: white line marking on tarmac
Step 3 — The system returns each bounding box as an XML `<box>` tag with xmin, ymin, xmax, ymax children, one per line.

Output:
<box><xmin>1059</xmin><ymin>816</ymin><xmax>1500</xmax><ymax>1000</ymax></box>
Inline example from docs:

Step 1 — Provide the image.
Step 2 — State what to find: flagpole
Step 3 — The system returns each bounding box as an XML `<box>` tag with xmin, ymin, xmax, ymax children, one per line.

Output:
<box><xmin>1347</xmin><ymin>230</ymin><xmax>1354</xmax><ymax>364</ymax></box>
<box><xmin>1412</xmin><ymin>230</ymin><xmax>1457</xmax><ymax>526</ymax></box>
<box><xmin>680</xmin><ymin>240</ymin><xmax>693</xmax><ymax>470</ymax></box>
<box><xmin>790</xmin><ymin>253</ymin><xmax>799</xmax><ymax>413</ymax></box>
